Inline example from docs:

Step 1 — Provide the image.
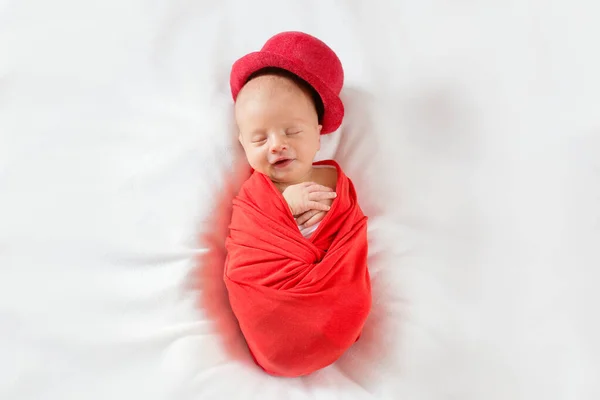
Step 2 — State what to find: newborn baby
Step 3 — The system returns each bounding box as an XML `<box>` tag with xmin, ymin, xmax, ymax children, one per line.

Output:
<box><xmin>224</xmin><ymin>31</ymin><xmax>371</xmax><ymax>377</ymax></box>
<box><xmin>234</xmin><ymin>67</ymin><xmax>337</xmax><ymax>237</ymax></box>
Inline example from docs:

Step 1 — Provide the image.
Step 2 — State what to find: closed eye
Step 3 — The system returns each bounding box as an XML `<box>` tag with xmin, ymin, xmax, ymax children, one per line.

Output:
<box><xmin>286</xmin><ymin>130</ymin><xmax>301</xmax><ymax>135</ymax></box>
<box><xmin>251</xmin><ymin>136</ymin><xmax>267</xmax><ymax>144</ymax></box>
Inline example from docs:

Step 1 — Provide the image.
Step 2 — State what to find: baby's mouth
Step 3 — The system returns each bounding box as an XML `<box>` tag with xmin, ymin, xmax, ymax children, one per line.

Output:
<box><xmin>272</xmin><ymin>158</ymin><xmax>293</xmax><ymax>168</ymax></box>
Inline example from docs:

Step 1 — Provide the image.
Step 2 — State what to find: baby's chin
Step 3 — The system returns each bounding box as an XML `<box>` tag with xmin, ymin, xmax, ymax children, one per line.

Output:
<box><xmin>248</xmin><ymin>164</ymin><xmax>308</xmax><ymax>183</ymax></box>
<box><xmin>270</xmin><ymin>171</ymin><xmax>314</xmax><ymax>186</ymax></box>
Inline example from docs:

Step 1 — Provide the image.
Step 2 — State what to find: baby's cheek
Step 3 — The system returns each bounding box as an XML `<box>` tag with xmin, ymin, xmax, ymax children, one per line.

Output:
<box><xmin>245</xmin><ymin>150</ymin><xmax>265</xmax><ymax>168</ymax></box>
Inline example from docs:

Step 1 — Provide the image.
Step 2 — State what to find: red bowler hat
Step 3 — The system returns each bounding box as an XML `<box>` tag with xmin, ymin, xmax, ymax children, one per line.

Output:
<box><xmin>230</xmin><ymin>31</ymin><xmax>345</xmax><ymax>134</ymax></box>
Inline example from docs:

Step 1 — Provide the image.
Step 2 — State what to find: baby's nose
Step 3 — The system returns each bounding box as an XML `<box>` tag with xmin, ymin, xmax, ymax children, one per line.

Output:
<box><xmin>269</xmin><ymin>135</ymin><xmax>288</xmax><ymax>153</ymax></box>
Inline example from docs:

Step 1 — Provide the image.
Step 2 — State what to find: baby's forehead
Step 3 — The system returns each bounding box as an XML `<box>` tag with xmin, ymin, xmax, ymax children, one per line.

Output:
<box><xmin>237</xmin><ymin>74</ymin><xmax>301</xmax><ymax>102</ymax></box>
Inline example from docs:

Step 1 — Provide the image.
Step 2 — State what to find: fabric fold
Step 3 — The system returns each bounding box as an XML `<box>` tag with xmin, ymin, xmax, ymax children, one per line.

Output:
<box><xmin>224</xmin><ymin>160</ymin><xmax>371</xmax><ymax>377</ymax></box>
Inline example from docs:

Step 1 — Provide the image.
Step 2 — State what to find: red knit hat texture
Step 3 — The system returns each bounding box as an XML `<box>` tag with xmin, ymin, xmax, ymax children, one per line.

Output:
<box><xmin>230</xmin><ymin>31</ymin><xmax>344</xmax><ymax>134</ymax></box>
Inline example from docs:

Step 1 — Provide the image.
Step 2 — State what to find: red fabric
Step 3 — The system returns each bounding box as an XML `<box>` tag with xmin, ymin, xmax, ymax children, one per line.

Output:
<box><xmin>230</xmin><ymin>31</ymin><xmax>345</xmax><ymax>135</ymax></box>
<box><xmin>223</xmin><ymin>160</ymin><xmax>371</xmax><ymax>377</ymax></box>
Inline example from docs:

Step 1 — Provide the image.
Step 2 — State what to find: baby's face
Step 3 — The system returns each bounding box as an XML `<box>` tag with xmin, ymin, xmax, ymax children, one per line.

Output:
<box><xmin>235</xmin><ymin>74</ymin><xmax>322</xmax><ymax>186</ymax></box>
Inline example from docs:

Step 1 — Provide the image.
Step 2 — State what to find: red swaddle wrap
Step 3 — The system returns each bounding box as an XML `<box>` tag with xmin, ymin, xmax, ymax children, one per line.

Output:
<box><xmin>224</xmin><ymin>160</ymin><xmax>371</xmax><ymax>377</ymax></box>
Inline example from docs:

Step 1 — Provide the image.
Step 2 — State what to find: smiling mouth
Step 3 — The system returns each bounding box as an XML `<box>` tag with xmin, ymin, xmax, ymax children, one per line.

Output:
<box><xmin>272</xmin><ymin>159</ymin><xmax>293</xmax><ymax>168</ymax></box>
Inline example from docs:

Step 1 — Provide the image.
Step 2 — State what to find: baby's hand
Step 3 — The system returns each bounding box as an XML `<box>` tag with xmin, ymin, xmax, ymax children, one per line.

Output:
<box><xmin>282</xmin><ymin>182</ymin><xmax>336</xmax><ymax>217</ymax></box>
<box><xmin>295</xmin><ymin>197</ymin><xmax>333</xmax><ymax>228</ymax></box>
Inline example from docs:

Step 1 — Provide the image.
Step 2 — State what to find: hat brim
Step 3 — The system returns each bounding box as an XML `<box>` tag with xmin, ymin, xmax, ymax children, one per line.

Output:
<box><xmin>230</xmin><ymin>51</ymin><xmax>344</xmax><ymax>135</ymax></box>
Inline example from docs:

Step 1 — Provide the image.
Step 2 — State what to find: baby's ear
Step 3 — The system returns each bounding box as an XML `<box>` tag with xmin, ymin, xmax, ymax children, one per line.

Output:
<box><xmin>317</xmin><ymin>125</ymin><xmax>322</xmax><ymax>149</ymax></box>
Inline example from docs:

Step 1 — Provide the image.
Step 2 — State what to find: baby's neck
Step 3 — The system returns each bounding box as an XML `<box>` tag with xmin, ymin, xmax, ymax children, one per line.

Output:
<box><xmin>273</xmin><ymin>163</ymin><xmax>337</xmax><ymax>193</ymax></box>
<box><xmin>273</xmin><ymin>167</ymin><xmax>315</xmax><ymax>193</ymax></box>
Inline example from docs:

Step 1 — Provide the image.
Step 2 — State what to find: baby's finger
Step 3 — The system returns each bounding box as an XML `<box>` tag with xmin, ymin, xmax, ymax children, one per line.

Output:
<box><xmin>303</xmin><ymin>211</ymin><xmax>326</xmax><ymax>228</ymax></box>
<box><xmin>296</xmin><ymin>210</ymin><xmax>318</xmax><ymax>226</ymax></box>
<box><xmin>301</xmin><ymin>181</ymin><xmax>319</xmax><ymax>187</ymax></box>
<box><xmin>308</xmin><ymin>191</ymin><xmax>337</xmax><ymax>201</ymax></box>
<box><xmin>308</xmin><ymin>201</ymin><xmax>331</xmax><ymax>212</ymax></box>
<box><xmin>306</xmin><ymin>184</ymin><xmax>333</xmax><ymax>193</ymax></box>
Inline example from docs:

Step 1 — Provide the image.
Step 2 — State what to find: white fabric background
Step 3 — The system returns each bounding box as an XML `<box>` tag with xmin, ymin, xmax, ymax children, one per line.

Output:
<box><xmin>1</xmin><ymin>1</ymin><xmax>599</xmax><ymax>399</ymax></box>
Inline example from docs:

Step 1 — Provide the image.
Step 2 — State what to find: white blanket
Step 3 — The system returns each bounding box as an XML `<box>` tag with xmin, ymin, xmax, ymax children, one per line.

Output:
<box><xmin>1</xmin><ymin>1</ymin><xmax>599</xmax><ymax>399</ymax></box>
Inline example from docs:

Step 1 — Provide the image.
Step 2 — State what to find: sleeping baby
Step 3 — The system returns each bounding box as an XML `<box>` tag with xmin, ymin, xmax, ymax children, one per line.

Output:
<box><xmin>224</xmin><ymin>31</ymin><xmax>372</xmax><ymax>377</ymax></box>
<box><xmin>234</xmin><ymin>66</ymin><xmax>337</xmax><ymax>237</ymax></box>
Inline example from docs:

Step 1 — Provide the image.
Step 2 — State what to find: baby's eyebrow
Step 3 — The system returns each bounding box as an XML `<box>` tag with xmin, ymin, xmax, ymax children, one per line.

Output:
<box><xmin>242</xmin><ymin>127</ymin><xmax>265</xmax><ymax>135</ymax></box>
